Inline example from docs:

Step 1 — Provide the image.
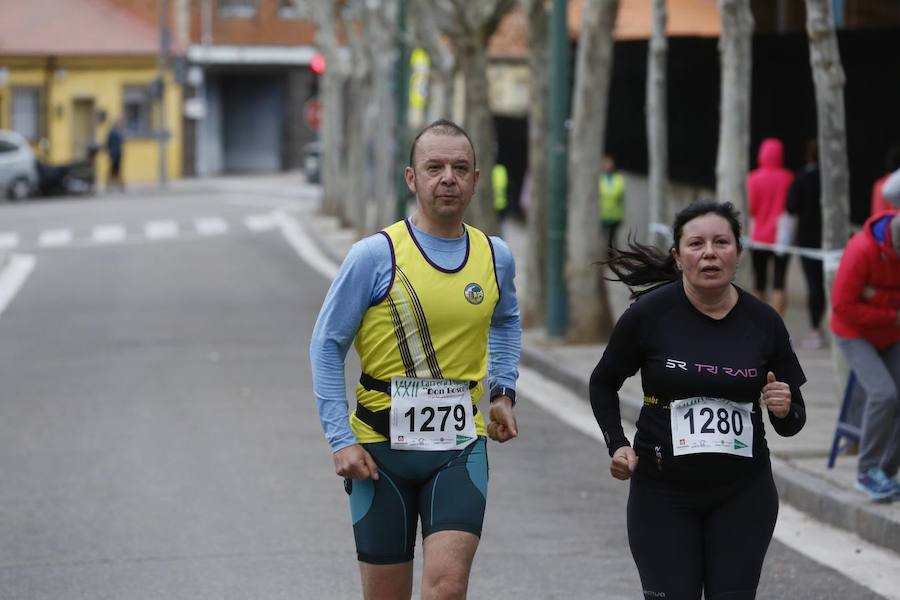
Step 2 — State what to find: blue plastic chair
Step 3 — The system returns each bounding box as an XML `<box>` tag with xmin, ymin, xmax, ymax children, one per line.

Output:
<box><xmin>827</xmin><ymin>371</ymin><xmax>861</xmax><ymax>468</ymax></box>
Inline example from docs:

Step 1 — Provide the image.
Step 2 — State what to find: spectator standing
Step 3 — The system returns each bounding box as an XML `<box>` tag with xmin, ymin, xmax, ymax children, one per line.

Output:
<box><xmin>105</xmin><ymin>119</ymin><xmax>125</xmax><ymax>192</ymax></box>
<box><xmin>831</xmin><ymin>210</ymin><xmax>900</xmax><ymax>502</ymax></box>
<box><xmin>599</xmin><ymin>153</ymin><xmax>626</xmax><ymax>248</ymax></box>
<box><xmin>492</xmin><ymin>162</ymin><xmax>509</xmax><ymax>223</ymax></box>
<box><xmin>747</xmin><ymin>138</ymin><xmax>794</xmax><ymax>315</ymax></box>
<box><xmin>786</xmin><ymin>140</ymin><xmax>826</xmax><ymax>349</ymax></box>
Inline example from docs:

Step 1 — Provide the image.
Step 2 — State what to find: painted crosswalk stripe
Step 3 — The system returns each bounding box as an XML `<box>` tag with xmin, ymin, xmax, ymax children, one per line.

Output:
<box><xmin>38</xmin><ymin>229</ymin><xmax>73</xmax><ymax>247</ymax></box>
<box><xmin>145</xmin><ymin>220</ymin><xmax>179</xmax><ymax>239</ymax></box>
<box><xmin>0</xmin><ymin>233</ymin><xmax>19</xmax><ymax>249</ymax></box>
<box><xmin>195</xmin><ymin>217</ymin><xmax>229</xmax><ymax>236</ymax></box>
<box><xmin>92</xmin><ymin>224</ymin><xmax>127</xmax><ymax>244</ymax></box>
<box><xmin>0</xmin><ymin>254</ymin><xmax>36</xmax><ymax>318</ymax></box>
<box><xmin>244</xmin><ymin>213</ymin><xmax>278</xmax><ymax>232</ymax></box>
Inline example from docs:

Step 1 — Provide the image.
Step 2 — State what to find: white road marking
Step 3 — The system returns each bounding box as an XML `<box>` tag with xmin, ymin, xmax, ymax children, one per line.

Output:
<box><xmin>0</xmin><ymin>233</ymin><xmax>19</xmax><ymax>249</ymax></box>
<box><xmin>245</xmin><ymin>213</ymin><xmax>278</xmax><ymax>232</ymax></box>
<box><xmin>775</xmin><ymin>503</ymin><xmax>900</xmax><ymax>599</ymax></box>
<box><xmin>195</xmin><ymin>217</ymin><xmax>229</xmax><ymax>236</ymax></box>
<box><xmin>274</xmin><ymin>210</ymin><xmax>338</xmax><ymax>280</ymax></box>
<box><xmin>38</xmin><ymin>229</ymin><xmax>73</xmax><ymax>247</ymax></box>
<box><xmin>92</xmin><ymin>224</ymin><xmax>127</xmax><ymax>244</ymax></box>
<box><xmin>517</xmin><ymin>365</ymin><xmax>900</xmax><ymax>599</ymax></box>
<box><xmin>144</xmin><ymin>220</ymin><xmax>179</xmax><ymax>240</ymax></box>
<box><xmin>517</xmin><ymin>368</ymin><xmax>637</xmax><ymax>442</ymax></box>
<box><xmin>0</xmin><ymin>254</ymin><xmax>36</xmax><ymax>318</ymax></box>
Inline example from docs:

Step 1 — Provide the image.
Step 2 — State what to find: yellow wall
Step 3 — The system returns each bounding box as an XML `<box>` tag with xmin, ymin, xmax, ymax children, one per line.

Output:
<box><xmin>0</xmin><ymin>56</ymin><xmax>182</xmax><ymax>187</ymax></box>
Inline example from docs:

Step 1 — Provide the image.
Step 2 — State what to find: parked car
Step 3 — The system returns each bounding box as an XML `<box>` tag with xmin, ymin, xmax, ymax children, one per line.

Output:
<box><xmin>0</xmin><ymin>129</ymin><xmax>38</xmax><ymax>200</ymax></box>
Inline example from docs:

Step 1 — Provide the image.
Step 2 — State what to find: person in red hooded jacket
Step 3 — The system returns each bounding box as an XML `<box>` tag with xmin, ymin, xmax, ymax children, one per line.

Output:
<box><xmin>747</xmin><ymin>138</ymin><xmax>794</xmax><ymax>315</ymax></box>
<box><xmin>831</xmin><ymin>211</ymin><xmax>900</xmax><ymax>502</ymax></box>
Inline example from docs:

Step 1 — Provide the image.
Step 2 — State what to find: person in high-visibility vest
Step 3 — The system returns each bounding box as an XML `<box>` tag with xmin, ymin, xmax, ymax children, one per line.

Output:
<box><xmin>598</xmin><ymin>154</ymin><xmax>626</xmax><ymax>248</ymax></box>
<box><xmin>492</xmin><ymin>162</ymin><xmax>509</xmax><ymax>220</ymax></box>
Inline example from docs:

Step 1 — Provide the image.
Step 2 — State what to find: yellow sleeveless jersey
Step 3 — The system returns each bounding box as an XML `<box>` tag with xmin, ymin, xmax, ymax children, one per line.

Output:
<box><xmin>351</xmin><ymin>220</ymin><xmax>500</xmax><ymax>443</ymax></box>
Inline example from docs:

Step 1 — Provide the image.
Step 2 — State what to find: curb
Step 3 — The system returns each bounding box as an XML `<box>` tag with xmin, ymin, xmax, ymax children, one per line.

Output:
<box><xmin>771</xmin><ymin>458</ymin><xmax>900</xmax><ymax>555</ymax></box>
<box><xmin>520</xmin><ymin>344</ymin><xmax>900</xmax><ymax>555</ymax></box>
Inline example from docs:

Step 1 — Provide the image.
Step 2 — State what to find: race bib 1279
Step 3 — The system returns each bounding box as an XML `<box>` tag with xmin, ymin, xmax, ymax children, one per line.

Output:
<box><xmin>389</xmin><ymin>377</ymin><xmax>477</xmax><ymax>451</ymax></box>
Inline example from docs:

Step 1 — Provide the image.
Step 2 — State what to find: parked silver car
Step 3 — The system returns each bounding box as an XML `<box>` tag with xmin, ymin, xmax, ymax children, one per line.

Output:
<box><xmin>0</xmin><ymin>129</ymin><xmax>38</xmax><ymax>200</ymax></box>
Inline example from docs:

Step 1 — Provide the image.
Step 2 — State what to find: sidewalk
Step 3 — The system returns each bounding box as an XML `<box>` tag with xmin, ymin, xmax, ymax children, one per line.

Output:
<box><xmin>298</xmin><ymin>198</ymin><xmax>900</xmax><ymax>556</ymax></box>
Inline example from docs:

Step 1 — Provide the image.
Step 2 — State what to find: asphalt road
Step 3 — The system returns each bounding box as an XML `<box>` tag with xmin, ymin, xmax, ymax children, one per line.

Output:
<box><xmin>0</xmin><ymin>185</ymin><xmax>889</xmax><ymax>599</ymax></box>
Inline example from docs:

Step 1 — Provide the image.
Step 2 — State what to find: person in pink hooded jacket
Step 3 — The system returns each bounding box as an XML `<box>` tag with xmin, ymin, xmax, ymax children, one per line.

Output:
<box><xmin>831</xmin><ymin>210</ymin><xmax>900</xmax><ymax>501</ymax></box>
<box><xmin>747</xmin><ymin>138</ymin><xmax>794</xmax><ymax>315</ymax></box>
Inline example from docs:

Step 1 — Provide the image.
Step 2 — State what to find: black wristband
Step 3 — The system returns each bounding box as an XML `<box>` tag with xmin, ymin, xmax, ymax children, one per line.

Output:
<box><xmin>489</xmin><ymin>386</ymin><xmax>516</xmax><ymax>406</ymax></box>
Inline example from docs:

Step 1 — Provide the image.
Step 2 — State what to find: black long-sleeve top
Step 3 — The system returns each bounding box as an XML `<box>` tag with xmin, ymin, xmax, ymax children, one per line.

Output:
<box><xmin>590</xmin><ymin>281</ymin><xmax>807</xmax><ymax>483</ymax></box>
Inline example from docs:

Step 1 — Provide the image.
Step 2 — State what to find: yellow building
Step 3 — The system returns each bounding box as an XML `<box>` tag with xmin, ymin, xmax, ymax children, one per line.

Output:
<box><xmin>0</xmin><ymin>0</ymin><xmax>182</xmax><ymax>188</ymax></box>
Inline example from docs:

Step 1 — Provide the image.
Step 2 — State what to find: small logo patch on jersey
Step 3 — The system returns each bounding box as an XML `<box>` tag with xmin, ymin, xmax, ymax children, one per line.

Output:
<box><xmin>464</xmin><ymin>283</ymin><xmax>484</xmax><ymax>305</ymax></box>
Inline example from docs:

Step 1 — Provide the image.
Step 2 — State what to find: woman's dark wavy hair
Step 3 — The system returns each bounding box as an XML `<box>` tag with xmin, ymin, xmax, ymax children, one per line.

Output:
<box><xmin>602</xmin><ymin>200</ymin><xmax>742</xmax><ymax>299</ymax></box>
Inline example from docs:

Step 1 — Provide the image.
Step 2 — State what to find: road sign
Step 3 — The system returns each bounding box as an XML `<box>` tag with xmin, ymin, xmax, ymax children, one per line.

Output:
<box><xmin>303</xmin><ymin>96</ymin><xmax>321</xmax><ymax>131</ymax></box>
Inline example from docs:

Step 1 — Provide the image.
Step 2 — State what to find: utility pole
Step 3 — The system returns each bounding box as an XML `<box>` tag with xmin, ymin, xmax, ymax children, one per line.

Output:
<box><xmin>394</xmin><ymin>0</ymin><xmax>410</xmax><ymax>221</ymax></box>
<box><xmin>546</xmin><ymin>0</ymin><xmax>570</xmax><ymax>338</ymax></box>
<box><xmin>158</xmin><ymin>0</ymin><xmax>170</xmax><ymax>186</ymax></box>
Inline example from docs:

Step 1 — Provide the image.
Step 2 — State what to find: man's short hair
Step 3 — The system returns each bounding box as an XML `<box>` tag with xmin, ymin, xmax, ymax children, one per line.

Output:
<box><xmin>408</xmin><ymin>119</ymin><xmax>477</xmax><ymax>169</ymax></box>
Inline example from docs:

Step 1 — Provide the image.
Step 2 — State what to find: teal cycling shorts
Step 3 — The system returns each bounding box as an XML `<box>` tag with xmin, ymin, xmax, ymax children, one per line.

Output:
<box><xmin>345</xmin><ymin>437</ymin><xmax>488</xmax><ymax>565</ymax></box>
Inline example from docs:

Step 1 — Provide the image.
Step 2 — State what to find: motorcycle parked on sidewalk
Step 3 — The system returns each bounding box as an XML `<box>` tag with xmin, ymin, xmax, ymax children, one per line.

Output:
<box><xmin>36</xmin><ymin>144</ymin><xmax>98</xmax><ymax>197</ymax></box>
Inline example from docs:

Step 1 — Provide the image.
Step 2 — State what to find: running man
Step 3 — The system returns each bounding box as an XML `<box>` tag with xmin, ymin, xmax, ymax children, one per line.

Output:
<box><xmin>310</xmin><ymin>119</ymin><xmax>521</xmax><ymax>599</ymax></box>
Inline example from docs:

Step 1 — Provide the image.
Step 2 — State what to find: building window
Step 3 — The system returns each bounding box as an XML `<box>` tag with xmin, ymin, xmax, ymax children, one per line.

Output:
<box><xmin>11</xmin><ymin>87</ymin><xmax>41</xmax><ymax>141</ymax></box>
<box><xmin>220</xmin><ymin>0</ymin><xmax>256</xmax><ymax>18</ymax></box>
<box><xmin>123</xmin><ymin>85</ymin><xmax>155</xmax><ymax>137</ymax></box>
<box><xmin>278</xmin><ymin>0</ymin><xmax>309</xmax><ymax>19</ymax></box>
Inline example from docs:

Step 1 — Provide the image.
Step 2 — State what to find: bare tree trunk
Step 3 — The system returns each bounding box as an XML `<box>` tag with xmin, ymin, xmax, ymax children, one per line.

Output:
<box><xmin>646</xmin><ymin>0</ymin><xmax>669</xmax><ymax>248</ymax></box>
<box><xmin>433</xmin><ymin>0</ymin><xmax>516</xmax><ymax>236</ymax></box>
<box><xmin>366</xmin><ymin>1</ymin><xmax>399</xmax><ymax>231</ymax></box>
<box><xmin>342</xmin><ymin>1</ymin><xmax>372</xmax><ymax>236</ymax></box>
<box><xmin>805</xmin><ymin>0</ymin><xmax>850</xmax><ymax>384</ymax></box>
<box><xmin>565</xmin><ymin>0</ymin><xmax>618</xmax><ymax>343</ymax></box>
<box><xmin>311</xmin><ymin>1</ymin><xmax>347</xmax><ymax>219</ymax></box>
<box><xmin>715</xmin><ymin>0</ymin><xmax>753</xmax><ymax>221</ymax></box>
<box><xmin>410</xmin><ymin>0</ymin><xmax>455</xmax><ymax>123</ymax></box>
<box><xmin>520</xmin><ymin>0</ymin><xmax>549</xmax><ymax>328</ymax></box>
<box><xmin>456</xmin><ymin>35</ymin><xmax>499</xmax><ymax>235</ymax></box>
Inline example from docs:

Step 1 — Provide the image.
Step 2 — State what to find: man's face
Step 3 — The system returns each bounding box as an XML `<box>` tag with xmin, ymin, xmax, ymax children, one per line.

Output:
<box><xmin>405</xmin><ymin>131</ymin><xmax>479</xmax><ymax>226</ymax></box>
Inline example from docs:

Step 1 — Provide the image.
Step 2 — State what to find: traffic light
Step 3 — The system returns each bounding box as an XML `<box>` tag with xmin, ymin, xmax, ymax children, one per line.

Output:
<box><xmin>311</xmin><ymin>52</ymin><xmax>326</xmax><ymax>75</ymax></box>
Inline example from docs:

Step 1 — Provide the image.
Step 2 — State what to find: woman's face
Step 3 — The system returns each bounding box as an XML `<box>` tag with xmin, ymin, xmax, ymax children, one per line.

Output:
<box><xmin>673</xmin><ymin>214</ymin><xmax>740</xmax><ymax>292</ymax></box>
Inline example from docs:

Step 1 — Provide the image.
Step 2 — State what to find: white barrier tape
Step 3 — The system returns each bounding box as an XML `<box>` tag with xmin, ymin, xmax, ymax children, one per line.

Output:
<box><xmin>741</xmin><ymin>237</ymin><xmax>843</xmax><ymax>272</ymax></box>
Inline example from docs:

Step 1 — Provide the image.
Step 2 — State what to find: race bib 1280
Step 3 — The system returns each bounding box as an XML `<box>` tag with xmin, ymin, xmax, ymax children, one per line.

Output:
<box><xmin>669</xmin><ymin>396</ymin><xmax>753</xmax><ymax>458</ymax></box>
<box><xmin>389</xmin><ymin>377</ymin><xmax>477</xmax><ymax>451</ymax></box>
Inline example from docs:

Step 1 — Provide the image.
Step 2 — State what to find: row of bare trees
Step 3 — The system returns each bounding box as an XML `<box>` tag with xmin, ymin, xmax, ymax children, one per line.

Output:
<box><xmin>308</xmin><ymin>0</ymin><xmax>850</xmax><ymax>346</ymax></box>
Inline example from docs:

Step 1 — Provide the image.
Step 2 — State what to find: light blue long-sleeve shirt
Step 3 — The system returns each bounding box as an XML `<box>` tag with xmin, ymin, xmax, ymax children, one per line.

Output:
<box><xmin>310</xmin><ymin>219</ymin><xmax>521</xmax><ymax>453</ymax></box>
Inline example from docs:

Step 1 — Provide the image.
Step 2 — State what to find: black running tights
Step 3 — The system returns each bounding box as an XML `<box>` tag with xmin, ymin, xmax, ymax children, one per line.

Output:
<box><xmin>627</xmin><ymin>464</ymin><xmax>778</xmax><ymax>600</ymax></box>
